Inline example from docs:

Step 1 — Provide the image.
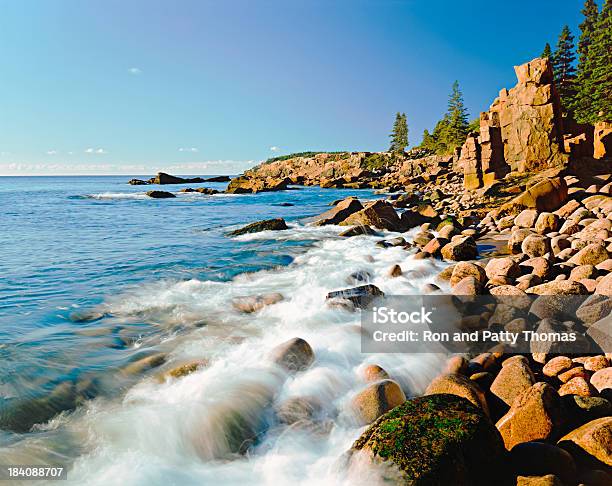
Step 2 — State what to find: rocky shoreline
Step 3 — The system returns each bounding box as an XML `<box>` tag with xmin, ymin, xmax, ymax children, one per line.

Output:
<box><xmin>209</xmin><ymin>57</ymin><xmax>611</xmax><ymax>484</ymax></box>
<box><xmin>117</xmin><ymin>56</ymin><xmax>612</xmax><ymax>484</ymax></box>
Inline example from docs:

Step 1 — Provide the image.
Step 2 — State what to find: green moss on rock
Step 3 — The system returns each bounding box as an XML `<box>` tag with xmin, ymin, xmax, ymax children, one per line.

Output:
<box><xmin>351</xmin><ymin>394</ymin><xmax>508</xmax><ymax>486</ymax></box>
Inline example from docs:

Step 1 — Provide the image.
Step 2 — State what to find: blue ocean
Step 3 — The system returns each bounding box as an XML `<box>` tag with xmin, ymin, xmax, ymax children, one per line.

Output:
<box><xmin>0</xmin><ymin>176</ymin><xmax>446</xmax><ymax>485</ymax></box>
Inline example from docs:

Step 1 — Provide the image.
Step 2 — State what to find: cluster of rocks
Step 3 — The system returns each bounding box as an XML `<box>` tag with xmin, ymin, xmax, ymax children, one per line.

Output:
<box><xmin>129</xmin><ymin>172</ymin><xmax>230</xmax><ymax>186</ymax></box>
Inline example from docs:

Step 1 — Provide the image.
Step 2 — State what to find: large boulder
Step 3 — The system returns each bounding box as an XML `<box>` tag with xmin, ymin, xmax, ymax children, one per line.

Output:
<box><xmin>326</xmin><ymin>284</ymin><xmax>384</xmax><ymax>309</ymax></box>
<box><xmin>149</xmin><ymin>172</ymin><xmax>206</xmax><ymax>185</ymax></box>
<box><xmin>226</xmin><ymin>176</ymin><xmax>290</xmax><ymax>194</ymax></box>
<box><xmin>568</xmin><ymin>243</ymin><xmax>610</xmax><ymax>266</ymax></box>
<box><xmin>339</xmin><ymin>200</ymin><xmax>403</xmax><ymax>232</ymax></box>
<box><xmin>228</xmin><ymin>218</ymin><xmax>289</xmax><ymax>236</ymax></box>
<box><xmin>490</xmin><ymin>359</ymin><xmax>536</xmax><ymax>407</ymax></box>
<box><xmin>349</xmin><ymin>394</ymin><xmax>507</xmax><ymax>486</ymax></box>
<box><xmin>500</xmin><ymin>178</ymin><xmax>568</xmax><ymax>215</ymax></box>
<box><xmin>312</xmin><ymin>197</ymin><xmax>363</xmax><ymax>225</ymax></box>
<box><xmin>450</xmin><ymin>262</ymin><xmax>487</xmax><ymax>287</ymax></box>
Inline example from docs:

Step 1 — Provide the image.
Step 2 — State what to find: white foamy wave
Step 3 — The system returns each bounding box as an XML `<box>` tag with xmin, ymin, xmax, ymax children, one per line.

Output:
<box><xmin>7</xmin><ymin>223</ymin><xmax>451</xmax><ymax>485</ymax></box>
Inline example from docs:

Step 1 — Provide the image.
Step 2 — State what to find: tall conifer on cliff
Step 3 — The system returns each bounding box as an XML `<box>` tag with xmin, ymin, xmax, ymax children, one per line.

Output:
<box><xmin>542</xmin><ymin>43</ymin><xmax>552</xmax><ymax>58</ymax></box>
<box><xmin>446</xmin><ymin>81</ymin><xmax>470</xmax><ymax>149</ymax></box>
<box><xmin>588</xmin><ymin>0</ymin><xmax>612</xmax><ymax>121</ymax></box>
<box><xmin>572</xmin><ymin>0</ymin><xmax>600</xmax><ymax>123</ymax></box>
<box><xmin>389</xmin><ymin>113</ymin><xmax>408</xmax><ymax>152</ymax></box>
<box><xmin>553</xmin><ymin>25</ymin><xmax>577</xmax><ymax>116</ymax></box>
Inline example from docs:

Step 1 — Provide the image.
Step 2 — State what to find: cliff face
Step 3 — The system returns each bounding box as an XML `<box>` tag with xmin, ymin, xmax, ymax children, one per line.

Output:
<box><xmin>459</xmin><ymin>57</ymin><xmax>568</xmax><ymax>190</ymax></box>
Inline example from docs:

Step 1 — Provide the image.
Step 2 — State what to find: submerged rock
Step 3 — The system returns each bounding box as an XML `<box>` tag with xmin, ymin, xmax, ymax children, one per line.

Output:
<box><xmin>326</xmin><ymin>284</ymin><xmax>384</xmax><ymax>309</ymax></box>
<box><xmin>269</xmin><ymin>337</ymin><xmax>314</xmax><ymax>373</ymax></box>
<box><xmin>146</xmin><ymin>190</ymin><xmax>176</xmax><ymax>199</ymax></box>
<box><xmin>349</xmin><ymin>394</ymin><xmax>507</xmax><ymax>486</ymax></box>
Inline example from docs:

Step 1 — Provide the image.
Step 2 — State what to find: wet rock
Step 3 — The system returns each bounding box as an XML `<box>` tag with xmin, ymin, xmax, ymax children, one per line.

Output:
<box><xmin>326</xmin><ymin>284</ymin><xmax>384</xmax><ymax>309</ymax></box>
<box><xmin>361</xmin><ymin>364</ymin><xmax>390</xmax><ymax>382</ymax></box>
<box><xmin>572</xmin><ymin>396</ymin><xmax>612</xmax><ymax>422</ymax></box>
<box><xmin>122</xmin><ymin>353</ymin><xmax>167</xmax><ymax>375</ymax></box>
<box><xmin>346</xmin><ymin>270</ymin><xmax>373</xmax><ymax>285</ymax></box>
<box><xmin>496</xmin><ymin>382</ymin><xmax>563</xmax><ymax>450</ymax></box>
<box><xmin>520</xmin><ymin>257</ymin><xmax>551</xmax><ymax>279</ymax></box>
<box><xmin>351</xmin><ymin>379</ymin><xmax>406</xmax><ymax>424</ymax></box>
<box><xmin>275</xmin><ymin>396</ymin><xmax>322</xmax><ymax>425</ymax></box>
<box><xmin>441</xmin><ymin>236</ymin><xmax>478</xmax><ymax>261</ymax></box>
<box><xmin>270</xmin><ymin>337</ymin><xmax>315</xmax><ymax>373</ymax></box>
<box><xmin>586</xmin><ymin>316</ymin><xmax>612</xmax><ymax>355</ymax></box>
<box><xmin>557</xmin><ymin>417</ymin><xmax>612</xmax><ymax>467</ymax></box>
<box><xmin>160</xmin><ymin>360</ymin><xmax>208</xmax><ymax>380</ymax></box>
<box><xmin>425</xmin><ymin>373</ymin><xmax>489</xmax><ymax>415</ymax></box>
<box><xmin>444</xmin><ymin>355</ymin><xmax>468</xmax><ymax>375</ymax></box>
<box><xmin>312</xmin><ymin>197</ymin><xmax>363</xmax><ymax>225</ymax></box>
<box><xmin>146</xmin><ymin>190</ymin><xmax>176</xmax><ymax>198</ymax></box>
<box><xmin>349</xmin><ymin>394</ymin><xmax>507</xmax><ymax>486</ymax></box>
<box><xmin>387</xmin><ymin>264</ymin><xmax>402</xmax><ymax>278</ymax></box>
<box><xmin>229</xmin><ymin>218</ymin><xmax>289</xmax><ymax>236</ymax></box>
<box><xmin>509</xmin><ymin>442</ymin><xmax>576</xmax><ymax>485</ymax></box>
<box><xmin>338</xmin><ymin>225</ymin><xmax>378</xmax><ymax>237</ymax></box>
<box><xmin>232</xmin><ymin>293</ymin><xmax>284</xmax><ymax>313</ymax></box>
<box><xmin>490</xmin><ymin>359</ymin><xmax>535</xmax><ymax>407</ymax></box>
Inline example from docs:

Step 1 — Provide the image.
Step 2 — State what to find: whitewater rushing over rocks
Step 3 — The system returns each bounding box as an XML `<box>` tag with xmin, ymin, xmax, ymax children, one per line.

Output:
<box><xmin>1</xmin><ymin>212</ymin><xmax>448</xmax><ymax>485</ymax></box>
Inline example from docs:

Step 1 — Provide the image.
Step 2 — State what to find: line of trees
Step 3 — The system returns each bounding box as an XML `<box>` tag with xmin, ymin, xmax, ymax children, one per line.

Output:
<box><xmin>389</xmin><ymin>0</ymin><xmax>610</xmax><ymax>157</ymax></box>
<box><xmin>389</xmin><ymin>81</ymin><xmax>471</xmax><ymax>156</ymax></box>
<box><xmin>545</xmin><ymin>0</ymin><xmax>611</xmax><ymax>123</ymax></box>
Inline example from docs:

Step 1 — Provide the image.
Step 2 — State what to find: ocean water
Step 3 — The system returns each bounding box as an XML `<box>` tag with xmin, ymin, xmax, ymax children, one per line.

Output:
<box><xmin>0</xmin><ymin>176</ymin><xmax>449</xmax><ymax>485</ymax></box>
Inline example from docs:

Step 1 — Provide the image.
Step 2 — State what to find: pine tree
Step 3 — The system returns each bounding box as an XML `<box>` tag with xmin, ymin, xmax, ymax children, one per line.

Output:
<box><xmin>389</xmin><ymin>112</ymin><xmax>408</xmax><ymax>152</ymax></box>
<box><xmin>542</xmin><ymin>42</ymin><xmax>552</xmax><ymax>58</ymax></box>
<box><xmin>588</xmin><ymin>0</ymin><xmax>612</xmax><ymax>121</ymax></box>
<box><xmin>552</xmin><ymin>25</ymin><xmax>577</xmax><ymax>115</ymax></box>
<box><xmin>446</xmin><ymin>81</ymin><xmax>470</xmax><ymax>149</ymax></box>
<box><xmin>572</xmin><ymin>0</ymin><xmax>600</xmax><ymax>123</ymax></box>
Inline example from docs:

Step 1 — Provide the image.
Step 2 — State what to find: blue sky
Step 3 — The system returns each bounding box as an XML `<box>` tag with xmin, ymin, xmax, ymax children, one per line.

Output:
<box><xmin>0</xmin><ymin>0</ymin><xmax>584</xmax><ymax>175</ymax></box>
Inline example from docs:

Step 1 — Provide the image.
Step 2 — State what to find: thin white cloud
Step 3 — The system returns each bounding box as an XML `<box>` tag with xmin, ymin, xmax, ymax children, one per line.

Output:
<box><xmin>128</xmin><ymin>67</ymin><xmax>142</xmax><ymax>75</ymax></box>
<box><xmin>270</xmin><ymin>146</ymin><xmax>281</xmax><ymax>152</ymax></box>
<box><xmin>178</xmin><ymin>147</ymin><xmax>199</xmax><ymax>153</ymax></box>
<box><xmin>0</xmin><ymin>160</ymin><xmax>254</xmax><ymax>176</ymax></box>
<box><xmin>46</xmin><ymin>150</ymin><xmax>58</xmax><ymax>155</ymax></box>
<box><xmin>85</xmin><ymin>147</ymin><xmax>107</xmax><ymax>154</ymax></box>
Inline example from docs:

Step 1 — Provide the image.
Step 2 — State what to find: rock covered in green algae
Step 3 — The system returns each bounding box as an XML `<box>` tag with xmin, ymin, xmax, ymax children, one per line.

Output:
<box><xmin>349</xmin><ymin>394</ymin><xmax>509</xmax><ymax>486</ymax></box>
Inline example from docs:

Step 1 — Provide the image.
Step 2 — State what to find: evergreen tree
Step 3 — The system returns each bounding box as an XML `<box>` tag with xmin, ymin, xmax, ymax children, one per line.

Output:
<box><xmin>446</xmin><ymin>81</ymin><xmax>470</xmax><ymax>149</ymax></box>
<box><xmin>542</xmin><ymin>42</ymin><xmax>552</xmax><ymax>58</ymax></box>
<box><xmin>572</xmin><ymin>0</ymin><xmax>600</xmax><ymax>123</ymax></box>
<box><xmin>552</xmin><ymin>25</ymin><xmax>577</xmax><ymax>115</ymax></box>
<box><xmin>389</xmin><ymin>112</ymin><xmax>408</xmax><ymax>152</ymax></box>
<box><xmin>588</xmin><ymin>0</ymin><xmax>612</xmax><ymax>121</ymax></box>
